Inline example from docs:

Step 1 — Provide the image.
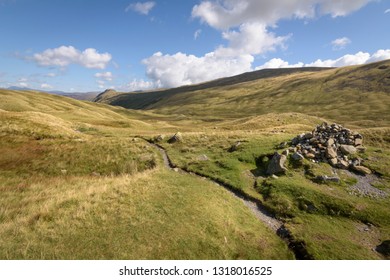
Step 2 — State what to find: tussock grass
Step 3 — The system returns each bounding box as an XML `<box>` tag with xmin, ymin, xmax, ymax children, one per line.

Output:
<box><xmin>0</xmin><ymin>170</ymin><xmax>292</xmax><ymax>259</ymax></box>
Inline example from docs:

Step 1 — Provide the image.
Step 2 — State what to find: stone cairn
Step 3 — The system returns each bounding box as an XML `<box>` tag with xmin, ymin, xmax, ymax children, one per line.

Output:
<box><xmin>268</xmin><ymin>122</ymin><xmax>371</xmax><ymax>176</ymax></box>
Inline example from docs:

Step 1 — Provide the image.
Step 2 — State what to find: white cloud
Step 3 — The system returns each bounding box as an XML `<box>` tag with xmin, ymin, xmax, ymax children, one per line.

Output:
<box><xmin>94</xmin><ymin>71</ymin><xmax>113</xmax><ymax>81</ymax></box>
<box><xmin>123</xmin><ymin>79</ymin><xmax>155</xmax><ymax>91</ymax></box>
<box><xmin>194</xmin><ymin>29</ymin><xmax>202</xmax><ymax>40</ymax></box>
<box><xmin>385</xmin><ymin>9</ymin><xmax>390</xmax><ymax>14</ymax></box>
<box><xmin>331</xmin><ymin>37</ymin><xmax>351</xmax><ymax>50</ymax></box>
<box><xmin>126</xmin><ymin>1</ymin><xmax>156</xmax><ymax>15</ymax></box>
<box><xmin>41</xmin><ymin>83</ymin><xmax>53</xmax><ymax>89</ymax></box>
<box><xmin>18</xmin><ymin>82</ymin><xmax>29</xmax><ymax>88</ymax></box>
<box><xmin>215</xmin><ymin>22</ymin><xmax>289</xmax><ymax>57</ymax></box>
<box><xmin>366</xmin><ymin>49</ymin><xmax>390</xmax><ymax>63</ymax></box>
<box><xmin>305</xmin><ymin>49</ymin><xmax>390</xmax><ymax>67</ymax></box>
<box><xmin>32</xmin><ymin>46</ymin><xmax>112</xmax><ymax>69</ymax></box>
<box><xmin>141</xmin><ymin>0</ymin><xmax>378</xmax><ymax>89</ymax></box>
<box><xmin>143</xmin><ymin>51</ymin><xmax>253</xmax><ymax>88</ymax></box>
<box><xmin>256</xmin><ymin>58</ymin><xmax>304</xmax><ymax>70</ymax></box>
<box><xmin>192</xmin><ymin>0</ymin><xmax>375</xmax><ymax>29</ymax></box>
<box><xmin>46</xmin><ymin>72</ymin><xmax>56</xmax><ymax>77</ymax></box>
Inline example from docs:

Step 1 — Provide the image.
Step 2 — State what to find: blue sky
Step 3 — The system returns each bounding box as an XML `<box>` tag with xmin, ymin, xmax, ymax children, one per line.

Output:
<box><xmin>0</xmin><ymin>0</ymin><xmax>389</xmax><ymax>92</ymax></box>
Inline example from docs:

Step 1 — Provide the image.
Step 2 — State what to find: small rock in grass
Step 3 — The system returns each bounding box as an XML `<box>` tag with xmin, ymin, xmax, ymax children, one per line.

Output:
<box><xmin>351</xmin><ymin>165</ymin><xmax>372</xmax><ymax>175</ymax></box>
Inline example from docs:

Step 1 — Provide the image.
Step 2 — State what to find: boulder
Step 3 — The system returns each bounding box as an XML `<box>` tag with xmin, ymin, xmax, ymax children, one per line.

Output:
<box><xmin>325</xmin><ymin>146</ymin><xmax>337</xmax><ymax>159</ymax></box>
<box><xmin>328</xmin><ymin>158</ymin><xmax>338</xmax><ymax>166</ymax></box>
<box><xmin>155</xmin><ymin>134</ymin><xmax>165</xmax><ymax>142</ymax></box>
<box><xmin>351</xmin><ymin>165</ymin><xmax>371</xmax><ymax>175</ymax></box>
<box><xmin>305</xmin><ymin>153</ymin><xmax>316</xmax><ymax>159</ymax></box>
<box><xmin>340</xmin><ymin>145</ymin><xmax>357</xmax><ymax>155</ymax></box>
<box><xmin>337</xmin><ymin>160</ymin><xmax>349</xmax><ymax>169</ymax></box>
<box><xmin>354</xmin><ymin>138</ymin><xmax>363</xmax><ymax>146</ymax></box>
<box><xmin>168</xmin><ymin>132</ymin><xmax>183</xmax><ymax>143</ymax></box>
<box><xmin>291</xmin><ymin>152</ymin><xmax>304</xmax><ymax>161</ymax></box>
<box><xmin>266</xmin><ymin>152</ymin><xmax>288</xmax><ymax>175</ymax></box>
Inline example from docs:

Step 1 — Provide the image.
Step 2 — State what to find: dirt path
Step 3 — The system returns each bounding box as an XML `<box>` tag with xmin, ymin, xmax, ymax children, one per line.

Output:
<box><xmin>344</xmin><ymin>170</ymin><xmax>388</xmax><ymax>199</ymax></box>
<box><xmin>145</xmin><ymin>140</ymin><xmax>313</xmax><ymax>259</ymax></box>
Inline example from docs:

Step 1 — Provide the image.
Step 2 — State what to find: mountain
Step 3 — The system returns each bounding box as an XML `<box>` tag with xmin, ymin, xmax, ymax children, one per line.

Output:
<box><xmin>95</xmin><ymin>60</ymin><xmax>390</xmax><ymax>127</ymax></box>
<box><xmin>5</xmin><ymin>86</ymin><xmax>98</xmax><ymax>101</ymax></box>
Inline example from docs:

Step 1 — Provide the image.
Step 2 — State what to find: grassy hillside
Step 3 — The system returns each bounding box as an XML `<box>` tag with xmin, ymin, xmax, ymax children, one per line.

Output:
<box><xmin>1</xmin><ymin>59</ymin><xmax>390</xmax><ymax>261</ymax></box>
<box><xmin>97</xmin><ymin>60</ymin><xmax>390</xmax><ymax>128</ymax></box>
<box><xmin>0</xmin><ymin>89</ymin><xmax>292</xmax><ymax>259</ymax></box>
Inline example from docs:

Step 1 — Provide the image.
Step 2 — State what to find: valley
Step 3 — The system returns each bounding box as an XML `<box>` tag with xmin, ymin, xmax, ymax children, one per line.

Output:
<box><xmin>0</xmin><ymin>60</ymin><xmax>389</xmax><ymax>260</ymax></box>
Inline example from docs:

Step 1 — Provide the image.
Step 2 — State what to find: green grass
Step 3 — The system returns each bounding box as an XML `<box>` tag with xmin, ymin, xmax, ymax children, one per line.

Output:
<box><xmin>154</xmin><ymin>129</ymin><xmax>390</xmax><ymax>260</ymax></box>
<box><xmin>1</xmin><ymin>73</ymin><xmax>390</xmax><ymax>260</ymax></box>
<box><xmin>0</xmin><ymin>169</ymin><xmax>292</xmax><ymax>259</ymax></box>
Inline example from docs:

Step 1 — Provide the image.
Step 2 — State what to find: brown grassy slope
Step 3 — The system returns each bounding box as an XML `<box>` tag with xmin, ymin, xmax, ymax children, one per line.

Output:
<box><xmin>97</xmin><ymin>60</ymin><xmax>390</xmax><ymax>128</ymax></box>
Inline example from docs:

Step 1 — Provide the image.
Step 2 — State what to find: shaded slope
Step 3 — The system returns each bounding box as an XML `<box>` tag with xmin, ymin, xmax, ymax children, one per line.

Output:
<box><xmin>97</xmin><ymin>60</ymin><xmax>390</xmax><ymax>127</ymax></box>
<box><xmin>95</xmin><ymin>67</ymin><xmax>332</xmax><ymax>108</ymax></box>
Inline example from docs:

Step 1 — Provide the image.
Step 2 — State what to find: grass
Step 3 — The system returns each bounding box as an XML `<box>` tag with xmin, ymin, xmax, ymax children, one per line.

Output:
<box><xmin>1</xmin><ymin>60</ymin><xmax>390</xmax><ymax>261</ymax></box>
<box><xmin>0</xmin><ymin>89</ymin><xmax>292</xmax><ymax>259</ymax></box>
<box><xmin>0</xmin><ymin>169</ymin><xmax>292</xmax><ymax>259</ymax></box>
<box><xmin>100</xmin><ymin>60</ymin><xmax>390</xmax><ymax>128</ymax></box>
<box><xmin>153</xmin><ymin>127</ymin><xmax>390</xmax><ymax>260</ymax></box>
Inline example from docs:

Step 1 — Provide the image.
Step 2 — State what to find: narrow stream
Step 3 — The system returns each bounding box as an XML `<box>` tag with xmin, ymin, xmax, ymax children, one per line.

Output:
<box><xmin>144</xmin><ymin>139</ymin><xmax>313</xmax><ymax>260</ymax></box>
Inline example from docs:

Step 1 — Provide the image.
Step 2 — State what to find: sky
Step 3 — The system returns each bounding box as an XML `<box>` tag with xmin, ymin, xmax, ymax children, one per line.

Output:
<box><xmin>0</xmin><ymin>0</ymin><xmax>389</xmax><ymax>92</ymax></box>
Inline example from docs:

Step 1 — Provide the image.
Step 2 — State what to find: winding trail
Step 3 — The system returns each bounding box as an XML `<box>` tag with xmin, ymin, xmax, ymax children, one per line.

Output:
<box><xmin>144</xmin><ymin>139</ymin><xmax>314</xmax><ymax>260</ymax></box>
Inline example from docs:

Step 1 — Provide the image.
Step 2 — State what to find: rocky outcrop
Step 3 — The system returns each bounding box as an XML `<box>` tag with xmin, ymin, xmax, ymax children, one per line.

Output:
<box><xmin>287</xmin><ymin>122</ymin><xmax>371</xmax><ymax>175</ymax></box>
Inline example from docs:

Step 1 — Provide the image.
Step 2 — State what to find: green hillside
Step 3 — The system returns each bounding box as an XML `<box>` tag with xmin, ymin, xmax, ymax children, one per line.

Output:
<box><xmin>97</xmin><ymin>60</ymin><xmax>390</xmax><ymax>128</ymax></box>
<box><xmin>1</xmin><ymin>58</ymin><xmax>390</xmax><ymax>260</ymax></box>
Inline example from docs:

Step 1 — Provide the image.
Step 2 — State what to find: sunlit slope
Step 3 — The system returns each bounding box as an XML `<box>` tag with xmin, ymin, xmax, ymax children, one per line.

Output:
<box><xmin>0</xmin><ymin>89</ymin><xmax>157</xmax><ymax>128</ymax></box>
<box><xmin>99</xmin><ymin>60</ymin><xmax>390</xmax><ymax>127</ymax></box>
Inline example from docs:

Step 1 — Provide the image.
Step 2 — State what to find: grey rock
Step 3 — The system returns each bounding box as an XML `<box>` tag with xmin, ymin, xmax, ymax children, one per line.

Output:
<box><xmin>266</xmin><ymin>152</ymin><xmax>288</xmax><ymax>175</ymax></box>
<box><xmin>325</xmin><ymin>146</ymin><xmax>337</xmax><ymax>159</ymax></box>
<box><xmin>155</xmin><ymin>134</ymin><xmax>165</xmax><ymax>142</ymax></box>
<box><xmin>337</xmin><ymin>160</ymin><xmax>349</xmax><ymax>169</ymax></box>
<box><xmin>351</xmin><ymin>165</ymin><xmax>372</xmax><ymax>175</ymax></box>
<box><xmin>340</xmin><ymin>145</ymin><xmax>357</xmax><ymax>155</ymax></box>
<box><xmin>328</xmin><ymin>158</ymin><xmax>338</xmax><ymax>166</ymax></box>
<box><xmin>291</xmin><ymin>152</ymin><xmax>304</xmax><ymax>161</ymax></box>
<box><xmin>354</xmin><ymin>138</ymin><xmax>363</xmax><ymax>146</ymax></box>
<box><xmin>168</xmin><ymin>132</ymin><xmax>183</xmax><ymax>143</ymax></box>
<box><xmin>316</xmin><ymin>175</ymin><xmax>340</xmax><ymax>183</ymax></box>
<box><xmin>305</xmin><ymin>153</ymin><xmax>316</xmax><ymax>159</ymax></box>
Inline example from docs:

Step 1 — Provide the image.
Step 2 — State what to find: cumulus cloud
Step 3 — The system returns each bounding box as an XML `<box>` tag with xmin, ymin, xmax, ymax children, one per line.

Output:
<box><xmin>331</xmin><ymin>37</ymin><xmax>351</xmax><ymax>50</ymax></box>
<box><xmin>256</xmin><ymin>58</ymin><xmax>304</xmax><ymax>70</ymax></box>
<box><xmin>256</xmin><ymin>50</ymin><xmax>390</xmax><ymax>70</ymax></box>
<box><xmin>126</xmin><ymin>1</ymin><xmax>156</xmax><ymax>15</ymax></box>
<box><xmin>94</xmin><ymin>71</ymin><xmax>113</xmax><ymax>81</ymax></box>
<box><xmin>143</xmin><ymin>51</ymin><xmax>253</xmax><ymax>88</ymax></box>
<box><xmin>141</xmin><ymin>0</ymin><xmax>378</xmax><ymax>89</ymax></box>
<box><xmin>31</xmin><ymin>46</ymin><xmax>112</xmax><ymax>69</ymax></box>
<box><xmin>40</xmin><ymin>83</ymin><xmax>53</xmax><ymax>89</ymax></box>
<box><xmin>192</xmin><ymin>0</ymin><xmax>375</xmax><ymax>29</ymax></box>
<box><xmin>215</xmin><ymin>22</ymin><xmax>289</xmax><ymax>57</ymax></box>
<box><xmin>125</xmin><ymin>79</ymin><xmax>155</xmax><ymax>91</ymax></box>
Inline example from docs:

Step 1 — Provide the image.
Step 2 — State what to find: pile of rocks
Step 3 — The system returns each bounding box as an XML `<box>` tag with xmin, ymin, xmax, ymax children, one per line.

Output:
<box><xmin>267</xmin><ymin>123</ymin><xmax>372</xmax><ymax>176</ymax></box>
<box><xmin>289</xmin><ymin>122</ymin><xmax>370</xmax><ymax>174</ymax></box>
